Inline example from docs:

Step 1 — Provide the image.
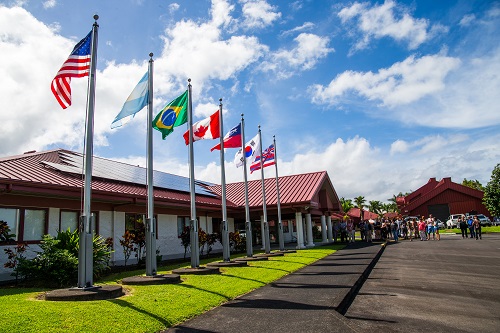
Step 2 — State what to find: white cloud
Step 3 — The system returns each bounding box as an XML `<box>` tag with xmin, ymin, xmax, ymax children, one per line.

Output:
<box><xmin>338</xmin><ymin>0</ymin><xmax>446</xmax><ymax>52</ymax></box>
<box><xmin>239</xmin><ymin>0</ymin><xmax>281</xmax><ymax>30</ymax></box>
<box><xmin>168</xmin><ymin>3</ymin><xmax>180</xmax><ymax>14</ymax></box>
<box><xmin>280</xmin><ymin>22</ymin><xmax>315</xmax><ymax>36</ymax></box>
<box><xmin>259</xmin><ymin>33</ymin><xmax>334</xmax><ymax>79</ymax></box>
<box><xmin>0</xmin><ymin>3</ymin><xmax>268</xmax><ymax>156</ymax></box>
<box><xmin>309</xmin><ymin>53</ymin><xmax>460</xmax><ymax>108</ymax></box>
<box><xmin>43</xmin><ymin>0</ymin><xmax>56</xmax><ymax>9</ymax></box>
<box><xmin>459</xmin><ymin>14</ymin><xmax>476</xmax><ymax>27</ymax></box>
<box><xmin>390</xmin><ymin>140</ymin><xmax>409</xmax><ymax>155</ymax></box>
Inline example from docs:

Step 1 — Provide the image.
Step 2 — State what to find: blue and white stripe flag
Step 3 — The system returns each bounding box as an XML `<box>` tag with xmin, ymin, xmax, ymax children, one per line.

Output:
<box><xmin>111</xmin><ymin>72</ymin><xmax>149</xmax><ymax>128</ymax></box>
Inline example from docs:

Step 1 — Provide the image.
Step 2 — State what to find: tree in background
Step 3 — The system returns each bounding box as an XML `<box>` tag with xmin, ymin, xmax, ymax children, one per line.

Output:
<box><xmin>368</xmin><ymin>200</ymin><xmax>383</xmax><ymax>215</ymax></box>
<box><xmin>354</xmin><ymin>196</ymin><xmax>366</xmax><ymax>221</ymax></box>
<box><xmin>462</xmin><ymin>178</ymin><xmax>485</xmax><ymax>191</ymax></box>
<box><xmin>483</xmin><ymin>164</ymin><xmax>500</xmax><ymax>217</ymax></box>
<box><xmin>340</xmin><ymin>197</ymin><xmax>354</xmax><ymax>218</ymax></box>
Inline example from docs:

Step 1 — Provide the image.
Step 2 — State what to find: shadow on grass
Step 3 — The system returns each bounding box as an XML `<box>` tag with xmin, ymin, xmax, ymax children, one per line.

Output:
<box><xmin>108</xmin><ymin>298</ymin><xmax>174</xmax><ymax>328</ymax></box>
<box><xmin>176</xmin><ymin>283</ymin><xmax>232</xmax><ymax>301</ymax></box>
<box><xmin>0</xmin><ymin>286</ymin><xmax>48</xmax><ymax>297</ymax></box>
<box><xmin>221</xmin><ymin>273</ymin><xmax>267</xmax><ymax>285</ymax></box>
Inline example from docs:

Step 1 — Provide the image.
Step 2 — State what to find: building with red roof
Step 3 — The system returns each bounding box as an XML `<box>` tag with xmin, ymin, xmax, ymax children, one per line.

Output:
<box><xmin>0</xmin><ymin>149</ymin><xmax>342</xmax><ymax>280</ymax></box>
<box><xmin>397</xmin><ymin>177</ymin><xmax>489</xmax><ymax>221</ymax></box>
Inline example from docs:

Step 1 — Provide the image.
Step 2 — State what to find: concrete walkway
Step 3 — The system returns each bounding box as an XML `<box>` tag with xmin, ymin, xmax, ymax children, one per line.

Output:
<box><xmin>165</xmin><ymin>241</ymin><xmax>384</xmax><ymax>333</ymax></box>
<box><xmin>165</xmin><ymin>234</ymin><xmax>500</xmax><ymax>333</ymax></box>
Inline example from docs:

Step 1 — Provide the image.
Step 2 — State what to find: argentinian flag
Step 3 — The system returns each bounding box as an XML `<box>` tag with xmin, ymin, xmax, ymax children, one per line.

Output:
<box><xmin>111</xmin><ymin>72</ymin><xmax>149</xmax><ymax>128</ymax></box>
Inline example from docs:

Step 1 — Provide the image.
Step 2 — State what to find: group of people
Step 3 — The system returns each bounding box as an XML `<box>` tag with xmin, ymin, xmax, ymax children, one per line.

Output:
<box><xmin>458</xmin><ymin>215</ymin><xmax>482</xmax><ymax>240</ymax></box>
<box><xmin>332</xmin><ymin>214</ymin><xmax>443</xmax><ymax>243</ymax></box>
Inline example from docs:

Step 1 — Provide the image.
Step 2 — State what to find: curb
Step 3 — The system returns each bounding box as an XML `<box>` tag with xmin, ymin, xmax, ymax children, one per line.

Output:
<box><xmin>336</xmin><ymin>241</ymin><xmax>387</xmax><ymax>315</ymax></box>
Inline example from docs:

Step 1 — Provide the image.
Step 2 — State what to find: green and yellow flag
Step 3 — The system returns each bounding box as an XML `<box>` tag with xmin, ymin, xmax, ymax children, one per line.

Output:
<box><xmin>153</xmin><ymin>90</ymin><xmax>188</xmax><ymax>139</ymax></box>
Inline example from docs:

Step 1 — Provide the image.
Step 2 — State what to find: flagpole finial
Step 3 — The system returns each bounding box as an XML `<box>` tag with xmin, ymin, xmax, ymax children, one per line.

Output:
<box><xmin>219</xmin><ymin>98</ymin><xmax>222</xmax><ymax>102</ymax></box>
<box><xmin>93</xmin><ymin>14</ymin><xmax>99</xmax><ymax>21</ymax></box>
<box><xmin>188</xmin><ymin>78</ymin><xmax>191</xmax><ymax>83</ymax></box>
<box><xmin>241</xmin><ymin>113</ymin><xmax>244</xmax><ymax>117</ymax></box>
<box><xmin>149</xmin><ymin>52</ymin><xmax>154</xmax><ymax>58</ymax></box>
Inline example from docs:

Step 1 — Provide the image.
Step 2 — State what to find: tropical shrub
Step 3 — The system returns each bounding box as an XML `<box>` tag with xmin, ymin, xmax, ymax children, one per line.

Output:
<box><xmin>0</xmin><ymin>221</ymin><xmax>15</xmax><ymax>243</ymax></box>
<box><xmin>3</xmin><ymin>243</ymin><xmax>28</xmax><ymax>283</ymax></box>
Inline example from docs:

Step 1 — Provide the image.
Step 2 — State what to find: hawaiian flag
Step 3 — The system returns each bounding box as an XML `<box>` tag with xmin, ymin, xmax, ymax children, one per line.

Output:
<box><xmin>51</xmin><ymin>31</ymin><xmax>92</xmax><ymax>109</ymax></box>
<box><xmin>250</xmin><ymin>144</ymin><xmax>275</xmax><ymax>173</ymax></box>
<box><xmin>183</xmin><ymin>110</ymin><xmax>220</xmax><ymax>145</ymax></box>
<box><xmin>211</xmin><ymin>123</ymin><xmax>242</xmax><ymax>151</ymax></box>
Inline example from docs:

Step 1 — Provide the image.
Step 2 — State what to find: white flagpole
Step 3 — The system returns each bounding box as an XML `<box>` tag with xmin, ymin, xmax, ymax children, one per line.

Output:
<box><xmin>187</xmin><ymin>79</ymin><xmax>199</xmax><ymax>268</ymax></box>
<box><xmin>258</xmin><ymin>126</ymin><xmax>271</xmax><ymax>254</ymax></box>
<box><xmin>241</xmin><ymin>115</ymin><xmax>253</xmax><ymax>257</ymax></box>
<box><xmin>78</xmin><ymin>15</ymin><xmax>99</xmax><ymax>289</ymax></box>
<box><xmin>274</xmin><ymin>135</ymin><xmax>285</xmax><ymax>251</ymax></box>
<box><xmin>145</xmin><ymin>53</ymin><xmax>157</xmax><ymax>276</ymax></box>
<box><xmin>218</xmin><ymin>99</ymin><xmax>231</xmax><ymax>262</ymax></box>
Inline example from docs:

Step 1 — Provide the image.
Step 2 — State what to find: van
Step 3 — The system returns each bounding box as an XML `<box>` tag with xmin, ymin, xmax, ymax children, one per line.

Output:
<box><xmin>446</xmin><ymin>214</ymin><xmax>465</xmax><ymax>228</ymax></box>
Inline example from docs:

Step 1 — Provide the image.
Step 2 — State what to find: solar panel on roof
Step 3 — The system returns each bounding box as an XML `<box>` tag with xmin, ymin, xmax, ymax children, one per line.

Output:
<box><xmin>41</xmin><ymin>152</ymin><xmax>215</xmax><ymax>197</ymax></box>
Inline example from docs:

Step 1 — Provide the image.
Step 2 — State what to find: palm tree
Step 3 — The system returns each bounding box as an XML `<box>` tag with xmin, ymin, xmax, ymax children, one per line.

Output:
<box><xmin>354</xmin><ymin>196</ymin><xmax>366</xmax><ymax>221</ymax></box>
<box><xmin>368</xmin><ymin>200</ymin><xmax>383</xmax><ymax>215</ymax></box>
<box><xmin>340</xmin><ymin>197</ymin><xmax>354</xmax><ymax>218</ymax></box>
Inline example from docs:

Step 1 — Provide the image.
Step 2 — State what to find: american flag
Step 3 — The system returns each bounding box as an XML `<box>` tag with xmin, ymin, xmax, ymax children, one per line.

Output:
<box><xmin>51</xmin><ymin>31</ymin><xmax>92</xmax><ymax>109</ymax></box>
<box><xmin>250</xmin><ymin>144</ymin><xmax>276</xmax><ymax>173</ymax></box>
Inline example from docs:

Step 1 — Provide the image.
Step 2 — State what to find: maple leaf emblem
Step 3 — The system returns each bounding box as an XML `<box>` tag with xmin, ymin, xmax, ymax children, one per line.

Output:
<box><xmin>194</xmin><ymin>125</ymin><xmax>208</xmax><ymax>138</ymax></box>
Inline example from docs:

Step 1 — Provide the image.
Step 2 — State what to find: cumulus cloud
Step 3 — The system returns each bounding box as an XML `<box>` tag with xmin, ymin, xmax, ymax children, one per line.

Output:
<box><xmin>338</xmin><ymin>0</ymin><xmax>446</xmax><ymax>53</ymax></box>
<box><xmin>259</xmin><ymin>33</ymin><xmax>334</xmax><ymax>79</ymax></box>
<box><xmin>43</xmin><ymin>0</ymin><xmax>56</xmax><ymax>9</ymax></box>
<box><xmin>239</xmin><ymin>0</ymin><xmax>281</xmax><ymax>30</ymax></box>
<box><xmin>309</xmin><ymin>53</ymin><xmax>460</xmax><ymax>108</ymax></box>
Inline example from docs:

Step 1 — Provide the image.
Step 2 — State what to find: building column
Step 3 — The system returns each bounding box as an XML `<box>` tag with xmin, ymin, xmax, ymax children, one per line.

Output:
<box><xmin>306</xmin><ymin>213</ymin><xmax>314</xmax><ymax>247</ymax></box>
<box><xmin>321</xmin><ymin>215</ymin><xmax>327</xmax><ymax>243</ymax></box>
<box><xmin>327</xmin><ymin>215</ymin><xmax>333</xmax><ymax>242</ymax></box>
<box><xmin>260</xmin><ymin>216</ymin><xmax>266</xmax><ymax>250</ymax></box>
<box><xmin>295</xmin><ymin>212</ymin><xmax>305</xmax><ymax>249</ymax></box>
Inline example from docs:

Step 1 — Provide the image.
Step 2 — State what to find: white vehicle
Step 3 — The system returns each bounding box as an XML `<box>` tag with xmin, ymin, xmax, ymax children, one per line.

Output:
<box><xmin>475</xmin><ymin>214</ymin><xmax>491</xmax><ymax>226</ymax></box>
<box><xmin>446</xmin><ymin>214</ymin><xmax>465</xmax><ymax>228</ymax></box>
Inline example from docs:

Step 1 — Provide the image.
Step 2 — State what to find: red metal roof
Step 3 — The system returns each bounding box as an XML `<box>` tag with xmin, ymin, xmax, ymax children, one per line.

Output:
<box><xmin>347</xmin><ymin>207</ymin><xmax>379</xmax><ymax>220</ymax></box>
<box><xmin>401</xmin><ymin>177</ymin><xmax>484</xmax><ymax>213</ymax></box>
<box><xmin>208</xmin><ymin>171</ymin><xmax>334</xmax><ymax>209</ymax></box>
<box><xmin>0</xmin><ymin>149</ymin><xmax>227</xmax><ymax>208</ymax></box>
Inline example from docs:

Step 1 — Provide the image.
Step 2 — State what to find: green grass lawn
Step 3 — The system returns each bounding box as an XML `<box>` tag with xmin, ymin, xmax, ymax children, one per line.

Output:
<box><xmin>440</xmin><ymin>226</ymin><xmax>500</xmax><ymax>234</ymax></box>
<box><xmin>0</xmin><ymin>245</ymin><xmax>343</xmax><ymax>333</ymax></box>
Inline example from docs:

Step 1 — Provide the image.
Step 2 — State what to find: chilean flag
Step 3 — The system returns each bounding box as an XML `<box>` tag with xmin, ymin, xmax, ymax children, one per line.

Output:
<box><xmin>183</xmin><ymin>110</ymin><xmax>220</xmax><ymax>145</ymax></box>
<box><xmin>210</xmin><ymin>123</ymin><xmax>242</xmax><ymax>151</ymax></box>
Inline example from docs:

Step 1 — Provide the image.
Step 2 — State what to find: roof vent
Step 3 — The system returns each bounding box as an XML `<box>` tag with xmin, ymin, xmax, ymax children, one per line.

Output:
<box><xmin>24</xmin><ymin>150</ymin><xmax>36</xmax><ymax>154</ymax></box>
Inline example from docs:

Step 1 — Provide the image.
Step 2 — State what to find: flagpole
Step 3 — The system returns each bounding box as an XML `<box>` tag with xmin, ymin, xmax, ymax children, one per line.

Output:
<box><xmin>218</xmin><ymin>99</ymin><xmax>231</xmax><ymax>262</ymax></box>
<box><xmin>258</xmin><ymin>126</ymin><xmax>271</xmax><ymax>254</ymax></box>
<box><xmin>78</xmin><ymin>15</ymin><xmax>99</xmax><ymax>289</ymax></box>
<box><xmin>145</xmin><ymin>53</ymin><xmax>157</xmax><ymax>276</ymax></box>
<box><xmin>188</xmin><ymin>79</ymin><xmax>199</xmax><ymax>268</ymax></box>
<box><xmin>274</xmin><ymin>135</ymin><xmax>285</xmax><ymax>251</ymax></box>
<box><xmin>241</xmin><ymin>114</ymin><xmax>253</xmax><ymax>257</ymax></box>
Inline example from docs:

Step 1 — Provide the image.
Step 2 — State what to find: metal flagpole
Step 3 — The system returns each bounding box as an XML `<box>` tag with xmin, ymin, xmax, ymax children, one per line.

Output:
<box><xmin>78</xmin><ymin>15</ymin><xmax>99</xmax><ymax>289</ymax></box>
<box><xmin>187</xmin><ymin>79</ymin><xmax>199</xmax><ymax>268</ymax></box>
<box><xmin>274</xmin><ymin>136</ymin><xmax>285</xmax><ymax>251</ymax></box>
<box><xmin>258</xmin><ymin>126</ymin><xmax>271</xmax><ymax>254</ymax></box>
<box><xmin>241</xmin><ymin>115</ymin><xmax>253</xmax><ymax>257</ymax></box>
<box><xmin>218</xmin><ymin>99</ymin><xmax>231</xmax><ymax>262</ymax></box>
<box><xmin>145</xmin><ymin>53</ymin><xmax>157</xmax><ymax>276</ymax></box>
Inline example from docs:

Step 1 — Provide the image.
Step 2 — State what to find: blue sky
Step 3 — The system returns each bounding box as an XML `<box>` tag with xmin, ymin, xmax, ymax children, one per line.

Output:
<box><xmin>1</xmin><ymin>0</ymin><xmax>499</xmax><ymax>203</ymax></box>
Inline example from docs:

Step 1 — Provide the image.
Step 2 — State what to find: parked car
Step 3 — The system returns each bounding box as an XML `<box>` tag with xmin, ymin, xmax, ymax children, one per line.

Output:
<box><xmin>446</xmin><ymin>214</ymin><xmax>465</xmax><ymax>228</ymax></box>
<box><xmin>436</xmin><ymin>219</ymin><xmax>445</xmax><ymax>230</ymax></box>
<box><xmin>475</xmin><ymin>214</ymin><xmax>492</xmax><ymax>226</ymax></box>
<box><xmin>493</xmin><ymin>217</ymin><xmax>500</xmax><ymax>226</ymax></box>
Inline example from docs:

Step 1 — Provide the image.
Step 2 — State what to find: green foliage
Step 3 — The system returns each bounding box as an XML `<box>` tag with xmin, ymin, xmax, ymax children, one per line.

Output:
<box><xmin>179</xmin><ymin>226</ymin><xmax>191</xmax><ymax>259</ymax></box>
<box><xmin>198</xmin><ymin>229</ymin><xmax>208</xmax><ymax>255</ymax></box>
<box><xmin>3</xmin><ymin>243</ymin><xmax>28</xmax><ymax>283</ymax></box>
<box><xmin>206</xmin><ymin>232</ymin><xmax>219</xmax><ymax>255</ymax></box>
<box><xmin>368</xmin><ymin>200</ymin><xmax>383</xmax><ymax>215</ymax></box>
<box><xmin>0</xmin><ymin>220</ymin><xmax>15</xmax><ymax>242</ymax></box>
<box><xmin>229</xmin><ymin>231</ymin><xmax>246</xmax><ymax>252</ymax></box>
<box><xmin>483</xmin><ymin>163</ymin><xmax>500</xmax><ymax>217</ymax></box>
<box><xmin>462</xmin><ymin>178</ymin><xmax>485</xmax><ymax>191</ymax></box>
<box><xmin>340</xmin><ymin>197</ymin><xmax>354</xmax><ymax>216</ymax></box>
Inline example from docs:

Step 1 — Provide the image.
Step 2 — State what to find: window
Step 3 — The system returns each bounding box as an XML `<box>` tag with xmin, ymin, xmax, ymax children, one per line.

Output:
<box><xmin>212</xmin><ymin>218</ymin><xmax>222</xmax><ymax>234</ymax></box>
<box><xmin>0</xmin><ymin>207</ymin><xmax>19</xmax><ymax>241</ymax></box>
<box><xmin>60</xmin><ymin>211</ymin><xmax>79</xmax><ymax>232</ymax></box>
<box><xmin>125</xmin><ymin>213</ymin><xmax>145</xmax><ymax>232</ymax></box>
<box><xmin>0</xmin><ymin>207</ymin><xmax>47</xmax><ymax>242</ymax></box>
<box><xmin>177</xmin><ymin>217</ymin><xmax>189</xmax><ymax>237</ymax></box>
<box><xmin>282</xmin><ymin>220</ymin><xmax>289</xmax><ymax>233</ymax></box>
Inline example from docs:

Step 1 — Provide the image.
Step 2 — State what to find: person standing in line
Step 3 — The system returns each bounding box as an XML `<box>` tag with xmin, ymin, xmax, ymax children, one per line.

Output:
<box><xmin>391</xmin><ymin>219</ymin><xmax>399</xmax><ymax>242</ymax></box>
<box><xmin>467</xmin><ymin>215</ymin><xmax>475</xmax><ymax>239</ymax></box>
<box><xmin>333</xmin><ymin>221</ymin><xmax>339</xmax><ymax>243</ymax></box>
<box><xmin>427</xmin><ymin>214</ymin><xmax>435</xmax><ymax>240</ymax></box>
<box><xmin>418</xmin><ymin>217</ymin><xmax>427</xmax><ymax>241</ymax></box>
<box><xmin>339</xmin><ymin>219</ymin><xmax>347</xmax><ymax>242</ymax></box>
<box><xmin>473</xmin><ymin>216</ymin><xmax>482</xmax><ymax>240</ymax></box>
<box><xmin>359</xmin><ymin>220</ymin><xmax>365</xmax><ymax>242</ymax></box>
<box><xmin>408</xmin><ymin>218</ymin><xmax>415</xmax><ymax>241</ymax></box>
<box><xmin>459</xmin><ymin>217</ymin><xmax>468</xmax><ymax>239</ymax></box>
<box><xmin>365</xmin><ymin>220</ymin><xmax>373</xmax><ymax>243</ymax></box>
<box><xmin>347</xmin><ymin>219</ymin><xmax>355</xmax><ymax>243</ymax></box>
<box><xmin>434</xmin><ymin>220</ymin><xmax>440</xmax><ymax>241</ymax></box>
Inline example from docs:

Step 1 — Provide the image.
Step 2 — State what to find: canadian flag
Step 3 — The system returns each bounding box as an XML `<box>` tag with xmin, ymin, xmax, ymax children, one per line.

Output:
<box><xmin>183</xmin><ymin>110</ymin><xmax>220</xmax><ymax>145</ymax></box>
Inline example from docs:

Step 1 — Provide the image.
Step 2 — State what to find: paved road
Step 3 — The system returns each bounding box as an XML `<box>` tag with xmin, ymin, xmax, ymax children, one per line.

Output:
<box><xmin>346</xmin><ymin>233</ymin><xmax>500</xmax><ymax>333</ymax></box>
<box><xmin>166</xmin><ymin>234</ymin><xmax>500</xmax><ymax>333</ymax></box>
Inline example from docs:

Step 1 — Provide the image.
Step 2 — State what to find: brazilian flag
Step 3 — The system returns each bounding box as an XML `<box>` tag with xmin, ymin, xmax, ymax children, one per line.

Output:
<box><xmin>153</xmin><ymin>90</ymin><xmax>188</xmax><ymax>139</ymax></box>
